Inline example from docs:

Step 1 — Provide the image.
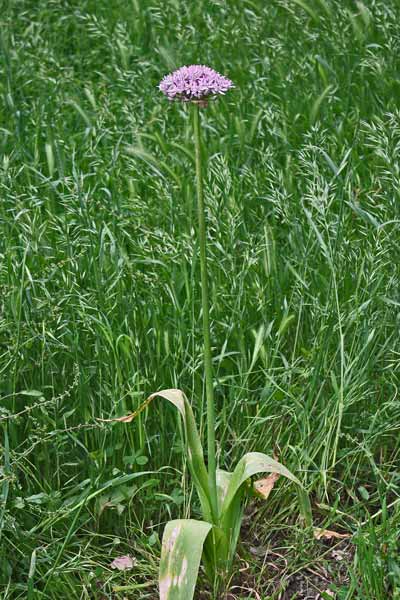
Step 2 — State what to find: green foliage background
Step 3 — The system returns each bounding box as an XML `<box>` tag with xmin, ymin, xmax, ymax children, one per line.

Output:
<box><xmin>1</xmin><ymin>0</ymin><xmax>399</xmax><ymax>597</ymax></box>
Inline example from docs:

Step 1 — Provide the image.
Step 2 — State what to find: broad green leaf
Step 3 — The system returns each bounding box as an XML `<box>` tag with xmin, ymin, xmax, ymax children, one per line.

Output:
<box><xmin>222</xmin><ymin>452</ymin><xmax>301</xmax><ymax>515</ymax></box>
<box><xmin>148</xmin><ymin>390</ymin><xmax>213</xmax><ymax>522</ymax></box>
<box><xmin>159</xmin><ymin>519</ymin><xmax>212</xmax><ymax>600</ymax></box>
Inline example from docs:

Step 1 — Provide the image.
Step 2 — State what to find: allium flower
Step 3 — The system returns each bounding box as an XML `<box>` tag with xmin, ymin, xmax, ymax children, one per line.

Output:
<box><xmin>159</xmin><ymin>65</ymin><xmax>233</xmax><ymax>103</ymax></box>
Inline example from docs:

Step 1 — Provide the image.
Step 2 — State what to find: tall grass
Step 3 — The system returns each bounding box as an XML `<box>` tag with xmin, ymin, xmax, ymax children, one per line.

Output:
<box><xmin>1</xmin><ymin>0</ymin><xmax>399</xmax><ymax>597</ymax></box>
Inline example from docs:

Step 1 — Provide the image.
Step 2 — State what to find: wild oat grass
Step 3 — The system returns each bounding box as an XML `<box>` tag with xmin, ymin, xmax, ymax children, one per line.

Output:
<box><xmin>1</xmin><ymin>0</ymin><xmax>399</xmax><ymax>598</ymax></box>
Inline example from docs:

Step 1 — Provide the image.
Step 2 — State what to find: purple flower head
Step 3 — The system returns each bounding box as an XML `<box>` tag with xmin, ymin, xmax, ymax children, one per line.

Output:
<box><xmin>159</xmin><ymin>65</ymin><xmax>233</xmax><ymax>103</ymax></box>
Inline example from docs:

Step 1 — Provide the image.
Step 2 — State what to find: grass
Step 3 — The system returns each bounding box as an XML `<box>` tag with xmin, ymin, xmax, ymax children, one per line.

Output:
<box><xmin>1</xmin><ymin>0</ymin><xmax>400</xmax><ymax>597</ymax></box>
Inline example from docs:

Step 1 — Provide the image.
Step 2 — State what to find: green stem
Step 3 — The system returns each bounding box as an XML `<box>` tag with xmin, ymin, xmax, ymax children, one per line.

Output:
<box><xmin>192</xmin><ymin>103</ymin><xmax>218</xmax><ymax>523</ymax></box>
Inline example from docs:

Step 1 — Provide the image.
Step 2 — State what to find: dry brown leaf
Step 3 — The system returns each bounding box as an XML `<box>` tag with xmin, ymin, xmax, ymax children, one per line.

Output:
<box><xmin>313</xmin><ymin>528</ymin><xmax>351</xmax><ymax>540</ymax></box>
<box><xmin>97</xmin><ymin>395</ymin><xmax>155</xmax><ymax>423</ymax></box>
<box><xmin>253</xmin><ymin>472</ymin><xmax>280</xmax><ymax>500</ymax></box>
<box><xmin>97</xmin><ymin>413</ymin><xmax>136</xmax><ymax>423</ymax></box>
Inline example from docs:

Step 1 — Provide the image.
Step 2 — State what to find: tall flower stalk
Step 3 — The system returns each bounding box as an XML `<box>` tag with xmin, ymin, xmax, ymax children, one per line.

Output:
<box><xmin>159</xmin><ymin>65</ymin><xmax>234</xmax><ymax>523</ymax></box>
<box><xmin>103</xmin><ymin>65</ymin><xmax>311</xmax><ymax>600</ymax></box>
<box><xmin>192</xmin><ymin>102</ymin><xmax>218</xmax><ymax>521</ymax></box>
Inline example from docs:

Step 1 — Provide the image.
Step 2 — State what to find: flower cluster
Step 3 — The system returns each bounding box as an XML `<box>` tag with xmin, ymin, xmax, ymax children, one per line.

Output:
<box><xmin>159</xmin><ymin>65</ymin><xmax>233</xmax><ymax>102</ymax></box>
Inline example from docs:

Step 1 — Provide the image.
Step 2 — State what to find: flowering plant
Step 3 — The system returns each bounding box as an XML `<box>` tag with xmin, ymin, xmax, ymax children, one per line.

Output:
<box><xmin>159</xmin><ymin>64</ymin><xmax>233</xmax><ymax>104</ymax></box>
<box><xmin>105</xmin><ymin>65</ymin><xmax>311</xmax><ymax>599</ymax></box>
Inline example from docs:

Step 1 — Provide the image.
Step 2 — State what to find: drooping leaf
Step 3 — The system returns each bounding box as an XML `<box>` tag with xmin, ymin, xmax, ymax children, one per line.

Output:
<box><xmin>159</xmin><ymin>519</ymin><xmax>212</xmax><ymax>600</ymax></box>
<box><xmin>99</xmin><ymin>390</ymin><xmax>213</xmax><ymax>522</ymax></box>
<box><xmin>222</xmin><ymin>452</ymin><xmax>301</xmax><ymax>515</ymax></box>
<box><xmin>215</xmin><ymin>453</ymin><xmax>310</xmax><ymax>569</ymax></box>
<box><xmin>148</xmin><ymin>390</ymin><xmax>213</xmax><ymax>521</ymax></box>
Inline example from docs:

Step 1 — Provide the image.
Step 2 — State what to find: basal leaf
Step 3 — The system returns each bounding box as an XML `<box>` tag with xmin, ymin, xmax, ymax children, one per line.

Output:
<box><xmin>148</xmin><ymin>390</ymin><xmax>212</xmax><ymax>521</ymax></box>
<box><xmin>222</xmin><ymin>452</ymin><xmax>301</xmax><ymax>515</ymax></box>
<box><xmin>100</xmin><ymin>390</ymin><xmax>213</xmax><ymax>522</ymax></box>
<box><xmin>203</xmin><ymin>470</ymin><xmax>244</xmax><ymax>578</ymax></box>
<box><xmin>159</xmin><ymin>519</ymin><xmax>212</xmax><ymax>600</ymax></box>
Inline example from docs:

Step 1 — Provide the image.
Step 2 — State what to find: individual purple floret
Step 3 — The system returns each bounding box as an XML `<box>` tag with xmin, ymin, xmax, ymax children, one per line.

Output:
<box><xmin>159</xmin><ymin>65</ymin><xmax>233</xmax><ymax>102</ymax></box>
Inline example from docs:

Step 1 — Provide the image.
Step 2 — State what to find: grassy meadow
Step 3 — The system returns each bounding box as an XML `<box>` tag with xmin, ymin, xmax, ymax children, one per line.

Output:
<box><xmin>1</xmin><ymin>0</ymin><xmax>400</xmax><ymax>597</ymax></box>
